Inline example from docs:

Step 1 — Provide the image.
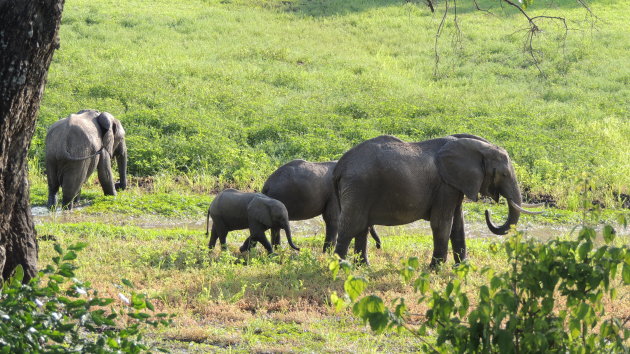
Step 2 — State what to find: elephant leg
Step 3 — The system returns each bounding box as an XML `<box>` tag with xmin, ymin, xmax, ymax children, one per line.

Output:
<box><xmin>271</xmin><ymin>228</ymin><xmax>281</xmax><ymax>249</ymax></box>
<box><xmin>450</xmin><ymin>201</ymin><xmax>466</xmax><ymax>264</ymax></box>
<box><xmin>322</xmin><ymin>201</ymin><xmax>339</xmax><ymax>253</ymax></box>
<box><xmin>46</xmin><ymin>166</ymin><xmax>60</xmax><ymax>209</ymax></box>
<box><xmin>353</xmin><ymin>228</ymin><xmax>370</xmax><ymax>265</ymax></box>
<box><xmin>61</xmin><ymin>173</ymin><xmax>83</xmax><ymax>210</ymax></box>
<box><xmin>246</xmin><ymin>224</ymin><xmax>273</xmax><ymax>254</ymax></box>
<box><xmin>218</xmin><ymin>229</ymin><xmax>229</xmax><ymax>251</ymax></box>
<box><xmin>256</xmin><ymin>232</ymin><xmax>273</xmax><ymax>254</ymax></box>
<box><xmin>97</xmin><ymin>151</ymin><xmax>116</xmax><ymax>196</ymax></box>
<box><xmin>239</xmin><ymin>236</ymin><xmax>256</xmax><ymax>253</ymax></box>
<box><xmin>369</xmin><ymin>226</ymin><xmax>382</xmax><ymax>249</ymax></box>
<box><xmin>208</xmin><ymin>222</ymin><xmax>223</xmax><ymax>250</ymax></box>
<box><xmin>430</xmin><ymin>186</ymin><xmax>461</xmax><ymax>267</ymax></box>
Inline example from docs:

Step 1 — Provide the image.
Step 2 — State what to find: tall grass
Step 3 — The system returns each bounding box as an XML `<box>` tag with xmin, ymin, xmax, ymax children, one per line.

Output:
<box><xmin>31</xmin><ymin>0</ymin><xmax>630</xmax><ymax>206</ymax></box>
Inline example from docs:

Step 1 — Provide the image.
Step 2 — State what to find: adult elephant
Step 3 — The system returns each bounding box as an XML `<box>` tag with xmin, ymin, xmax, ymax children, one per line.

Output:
<box><xmin>262</xmin><ymin>159</ymin><xmax>381</xmax><ymax>252</ymax></box>
<box><xmin>45</xmin><ymin>109</ymin><xmax>127</xmax><ymax>209</ymax></box>
<box><xmin>333</xmin><ymin>134</ymin><xmax>541</xmax><ymax>266</ymax></box>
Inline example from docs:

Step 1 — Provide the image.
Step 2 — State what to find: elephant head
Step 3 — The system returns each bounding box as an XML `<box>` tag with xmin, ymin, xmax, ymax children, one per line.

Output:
<box><xmin>248</xmin><ymin>196</ymin><xmax>300</xmax><ymax>251</ymax></box>
<box><xmin>96</xmin><ymin>112</ymin><xmax>127</xmax><ymax>191</ymax></box>
<box><xmin>437</xmin><ymin>137</ymin><xmax>540</xmax><ymax>235</ymax></box>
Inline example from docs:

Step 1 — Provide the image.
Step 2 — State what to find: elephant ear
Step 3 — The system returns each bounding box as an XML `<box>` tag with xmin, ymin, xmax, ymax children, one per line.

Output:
<box><xmin>247</xmin><ymin>196</ymin><xmax>273</xmax><ymax>228</ymax></box>
<box><xmin>436</xmin><ymin>138</ymin><xmax>493</xmax><ymax>202</ymax></box>
<box><xmin>97</xmin><ymin>112</ymin><xmax>115</xmax><ymax>155</ymax></box>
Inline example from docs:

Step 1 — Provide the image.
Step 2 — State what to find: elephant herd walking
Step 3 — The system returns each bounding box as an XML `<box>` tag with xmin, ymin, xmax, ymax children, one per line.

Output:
<box><xmin>45</xmin><ymin>110</ymin><xmax>541</xmax><ymax>267</ymax></box>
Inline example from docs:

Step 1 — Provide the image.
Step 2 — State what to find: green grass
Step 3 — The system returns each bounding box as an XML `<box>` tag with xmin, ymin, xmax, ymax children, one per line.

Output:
<box><xmin>34</xmin><ymin>213</ymin><xmax>630</xmax><ymax>351</ymax></box>
<box><xmin>30</xmin><ymin>0</ymin><xmax>630</xmax><ymax>207</ymax></box>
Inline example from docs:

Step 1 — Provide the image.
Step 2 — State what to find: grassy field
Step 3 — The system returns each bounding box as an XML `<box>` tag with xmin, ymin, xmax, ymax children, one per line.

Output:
<box><xmin>31</xmin><ymin>0</ymin><xmax>630</xmax><ymax>207</ymax></box>
<box><xmin>24</xmin><ymin>0</ymin><xmax>630</xmax><ymax>351</ymax></box>
<box><xmin>34</xmin><ymin>207</ymin><xmax>630</xmax><ymax>352</ymax></box>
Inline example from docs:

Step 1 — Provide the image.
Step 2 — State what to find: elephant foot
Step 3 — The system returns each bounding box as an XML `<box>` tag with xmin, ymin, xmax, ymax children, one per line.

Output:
<box><xmin>428</xmin><ymin>257</ymin><xmax>446</xmax><ymax>271</ymax></box>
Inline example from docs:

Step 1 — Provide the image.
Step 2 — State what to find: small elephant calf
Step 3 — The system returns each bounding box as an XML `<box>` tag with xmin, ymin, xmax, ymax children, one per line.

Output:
<box><xmin>205</xmin><ymin>189</ymin><xmax>300</xmax><ymax>254</ymax></box>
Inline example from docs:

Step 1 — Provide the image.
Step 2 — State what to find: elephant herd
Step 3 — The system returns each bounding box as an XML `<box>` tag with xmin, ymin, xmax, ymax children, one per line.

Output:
<box><xmin>45</xmin><ymin>110</ymin><xmax>542</xmax><ymax>267</ymax></box>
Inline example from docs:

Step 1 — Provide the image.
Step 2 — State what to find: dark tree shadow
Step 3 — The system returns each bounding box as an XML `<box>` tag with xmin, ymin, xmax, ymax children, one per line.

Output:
<box><xmin>277</xmin><ymin>0</ymin><xmax>600</xmax><ymax>18</ymax></box>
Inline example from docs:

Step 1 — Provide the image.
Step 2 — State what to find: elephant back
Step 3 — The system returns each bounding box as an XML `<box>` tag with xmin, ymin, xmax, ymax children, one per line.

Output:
<box><xmin>46</xmin><ymin>111</ymin><xmax>104</xmax><ymax>161</ymax></box>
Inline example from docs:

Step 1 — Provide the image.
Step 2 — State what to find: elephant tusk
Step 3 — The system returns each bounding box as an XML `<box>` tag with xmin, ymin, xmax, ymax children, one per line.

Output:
<box><xmin>508</xmin><ymin>199</ymin><xmax>544</xmax><ymax>215</ymax></box>
<box><xmin>522</xmin><ymin>202</ymin><xmax>544</xmax><ymax>208</ymax></box>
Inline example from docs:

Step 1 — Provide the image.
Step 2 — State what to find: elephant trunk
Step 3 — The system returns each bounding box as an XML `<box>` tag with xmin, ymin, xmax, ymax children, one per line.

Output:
<box><xmin>485</xmin><ymin>188</ymin><xmax>522</xmax><ymax>235</ymax></box>
<box><xmin>284</xmin><ymin>226</ymin><xmax>300</xmax><ymax>251</ymax></box>
<box><xmin>115</xmin><ymin>141</ymin><xmax>127</xmax><ymax>190</ymax></box>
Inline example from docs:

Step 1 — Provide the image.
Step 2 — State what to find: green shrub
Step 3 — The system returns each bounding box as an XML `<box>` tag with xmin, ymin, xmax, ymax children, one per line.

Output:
<box><xmin>0</xmin><ymin>243</ymin><xmax>172</xmax><ymax>352</ymax></box>
<box><xmin>330</xmin><ymin>221</ymin><xmax>630</xmax><ymax>352</ymax></box>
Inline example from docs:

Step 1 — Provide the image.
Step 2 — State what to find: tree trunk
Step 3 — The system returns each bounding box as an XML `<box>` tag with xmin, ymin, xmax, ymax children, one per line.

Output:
<box><xmin>0</xmin><ymin>0</ymin><xmax>65</xmax><ymax>281</ymax></box>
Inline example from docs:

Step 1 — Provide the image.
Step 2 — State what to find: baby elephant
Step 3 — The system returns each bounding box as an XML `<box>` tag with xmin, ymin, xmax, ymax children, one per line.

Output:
<box><xmin>205</xmin><ymin>189</ymin><xmax>300</xmax><ymax>254</ymax></box>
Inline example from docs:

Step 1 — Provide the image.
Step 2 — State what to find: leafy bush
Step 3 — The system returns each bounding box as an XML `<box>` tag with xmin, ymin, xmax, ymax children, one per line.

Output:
<box><xmin>0</xmin><ymin>243</ymin><xmax>172</xmax><ymax>352</ymax></box>
<box><xmin>330</xmin><ymin>221</ymin><xmax>630</xmax><ymax>352</ymax></box>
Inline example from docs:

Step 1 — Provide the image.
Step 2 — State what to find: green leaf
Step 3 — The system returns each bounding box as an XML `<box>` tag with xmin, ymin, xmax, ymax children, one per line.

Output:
<box><xmin>67</xmin><ymin>242</ymin><xmax>88</xmax><ymax>251</ymax></box>
<box><xmin>12</xmin><ymin>265</ymin><xmax>24</xmax><ymax>284</ymax></box>
<box><xmin>496</xmin><ymin>329</ymin><xmax>515</xmax><ymax>353</ymax></box>
<box><xmin>480</xmin><ymin>285</ymin><xmax>490</xmax><ymax>302</ymax></box>
<box><xmin>542</xmin><ymin>297</ymin><xmax>554</xmax><ymax>314</ymax></box>
<box><xmin>62</xmin><ymin>251</ymin><xmax>77</xmax><ymax>261</ymax></box>
<box><xmin>328</xmin><ymin>259</ymin><xmax>340</xmax><ymax>280</ymax></box>
<box><xmin>122</xmin><ymin>278</ymin><xmax>134</xmax><ymax>288</ymax></box>
<box><xmin>490</xmin><ymin>276</ymin><xmax>502</xmax><ymax>290</ymax></box>
<box><xmin>330</xmin><ymin>292</ymin><xmax>347</xmax><ymax>312</ymax></box>
<box><xmin>54</xmin><ymin>244</ymin><xmax>63</xmax><ymax>255</ymax></box>
<box><xmin>107</xmin><ymin>337</ymin><xmax>120</xmax><ymax>349</ymax></box>
<box><xmin>345</xmin><ymin>276</ymin><xmax>368</xmax><ymax>302</ymax></box>
<box><xmin>407</xmin><ymin>257</ymin><xmax>420</xmax><ymax>270</ymax></box>
<box><xmin>578</xmin><ymin>241</ymin><xmax>592</xmax><ymax>261</ymax></box>
<box><xmin>603</xmin><ymin>225</ymin><xmax>616</xmax><ymax>243</ymax></box>
<box><xmin>623</xmin><ymin>264</ymin><xmax>630</xmax><ymax>285</ymax></box>
<box><xmin>413</xmin><ymin>275</ymin><xmax>430</xmax><ymax>295</ymax></box>
<box><xmin>352</xmin><ymin>295</ymin><xmax>388</xmax><ymax>333</ymax></box>
<box><xmin>131</xmin><ymin>294</ymin><xmax>147</xmax><ymax>310</ymax></box>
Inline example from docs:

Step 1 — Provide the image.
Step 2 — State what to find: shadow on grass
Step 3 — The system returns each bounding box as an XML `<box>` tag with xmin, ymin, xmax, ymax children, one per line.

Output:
<box><xmin>280</xmin><ymin>0</ymin><xmax>602</xmax><ymax>17</ymax></box>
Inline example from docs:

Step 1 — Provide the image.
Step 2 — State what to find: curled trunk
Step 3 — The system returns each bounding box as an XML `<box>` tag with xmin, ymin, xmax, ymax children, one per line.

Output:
<box><xmin>485</xmin><ymin>192</ymin><xmax>522</xmax><ymax>235</ymax></box>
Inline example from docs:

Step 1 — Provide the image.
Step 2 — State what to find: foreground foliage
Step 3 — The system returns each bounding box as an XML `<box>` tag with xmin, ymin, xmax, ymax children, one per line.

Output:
<box><xmin>0</xmin><ymin>243</ymin><xmax>172</xmax><ymax>353</ymax></box>
<box><xmin>332</xmin><ymin>219</ymin><xmax>630</xmax><ymax>352</ymax></box>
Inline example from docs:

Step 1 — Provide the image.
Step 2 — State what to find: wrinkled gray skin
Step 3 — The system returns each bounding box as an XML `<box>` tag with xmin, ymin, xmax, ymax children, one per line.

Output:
<box><xmin>205</xmin><ymin>189</ymin><xmax>300</xmax><ymax>254</ymax></box>
<box><xmin>46</xmin><ymin>110</ymin><xmax>127</xmax><ymax>209</ymax></box>
<box><xmin>262</xmin><ymin>159</ymin><xmax>381</xmax><ymax>252</ymax></box>
<box><xmin>333</xmin><ymin>134</ymin><xmax>527</xmax><ymax>267</ymax></box>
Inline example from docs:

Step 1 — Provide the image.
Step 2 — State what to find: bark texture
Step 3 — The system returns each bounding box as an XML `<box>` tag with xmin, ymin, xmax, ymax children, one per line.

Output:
<box><xmin>0</xmin><ymin>0</ymin><xmax>65</xmax><ymax>281</ymax></box>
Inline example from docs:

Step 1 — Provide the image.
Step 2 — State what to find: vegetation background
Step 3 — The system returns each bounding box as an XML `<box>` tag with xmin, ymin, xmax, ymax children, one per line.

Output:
<box><xmin>29</xmin><ymin>0</ymin><xmax>629</xmax><ymax>208</ymax></box>
<box><xmin>23</xmin><ymin>0</ymin><xmax>630</xmax><ymax>351</ymax></box>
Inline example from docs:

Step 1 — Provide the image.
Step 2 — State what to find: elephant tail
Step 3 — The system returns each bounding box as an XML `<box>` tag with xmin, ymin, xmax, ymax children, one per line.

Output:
<box><xmin>63</xmin><ymin>146</ymin><xmax>104</xmax><ymax>161</ymax></box>
<box><xmin>332</xmin><ymin>173</ymin><xmax>342</xmax><ymax>212</ymax></box>
<box><xmin>205</xmin><ymin>207</ymin><xmax>211</xmax><ymax>236</ymax></box>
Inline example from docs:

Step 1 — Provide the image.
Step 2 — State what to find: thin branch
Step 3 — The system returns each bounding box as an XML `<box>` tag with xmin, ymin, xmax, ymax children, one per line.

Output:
<box><xmin>453</xmin><ymin>0</ymin><xmax>462</xmax><ymax>49</ymax></box>
<box><xmin>501</xmin><ymin>0</ymin><xmax>536</xmax><ymax>26</ymax></box>
<box><xmin>433</xmin><ymin>0</ymin><xmax>449</xmax><ymax>77</ymax></box>
<box><xmin>473</xmin><ymin>0</ymin><xmax>495</xmax><ymax>16</ymax></box>
<box><xmin>401</xmin><ymin>323</ymin><xmax>441</xmax><ymax>353</ymax></box>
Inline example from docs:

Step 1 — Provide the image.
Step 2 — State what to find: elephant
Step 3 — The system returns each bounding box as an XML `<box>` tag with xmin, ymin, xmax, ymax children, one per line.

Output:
<box><xmin>262</xmin><ymin>159</ymin><xmax>381</xmax><ymax>252</ymax></box>
<box><xmin>332</xmin><ymin>134</ymin><xmax>542</xmax><ymax>267</ymax></box>
<box><xmin>45</xmin><ymin>109</ymin><xmax>127</xmax><ymax>209</ymax></box>
<box><xmin>205</xmin><ymin>189</ymin><xmax>300</xmax><ymax>254</ymax></box>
